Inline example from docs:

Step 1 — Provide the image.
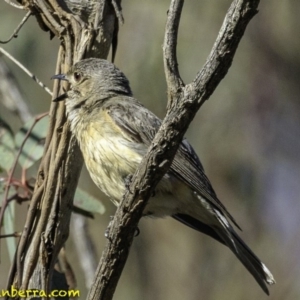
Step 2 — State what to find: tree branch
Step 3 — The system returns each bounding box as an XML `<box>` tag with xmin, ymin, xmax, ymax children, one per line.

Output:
<box><xmin>0</xmin><ymin>47</ymin><xmax>52</xmax><ymax>96</ymax></box>
<box><xmin>193</xmin><ymin>0</ymin><xmax>259</xmax><ymax>106</ymax></box>
<box><xmin>3</xmin><ymin>0</ymin><xmax>24</xmax><ymax>9</ymax></box>
<box><xmin>87</xmin><ymin>0</ymin><xmax>260</xmax><ymax>299</ymax></box>
<box><xmin>163</xmin><ymin>0</ymin><xmax>184</xmax><ymax>107</ymax></box>
<box><xmin>0</xmin><ymin>11</ymin><xmax>31</xmax><ymax>44</ymax></box>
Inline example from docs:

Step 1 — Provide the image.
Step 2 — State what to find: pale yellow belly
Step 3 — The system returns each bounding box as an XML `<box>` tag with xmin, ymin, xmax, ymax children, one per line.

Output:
<box><xmin>81</xmin><ymin>135</ymin><xmax>142</xmax><ymax>203</ymax></box>
<box><xmin>76</xmin><ymin>117</ymin><xmax>191</xmax><ymax>217</ymax></box>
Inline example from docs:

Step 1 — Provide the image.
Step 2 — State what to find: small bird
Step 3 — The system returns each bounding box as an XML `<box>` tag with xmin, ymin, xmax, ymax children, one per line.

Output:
<box><xmin>52</xmin><ymin>58</ymin><xmax>275</xmax><ymax>294</ymax></box>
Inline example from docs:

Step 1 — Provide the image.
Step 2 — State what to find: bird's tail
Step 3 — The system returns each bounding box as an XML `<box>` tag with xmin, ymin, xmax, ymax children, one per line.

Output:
<box><xmin>173</xmin><ymin>212</ymin><xmax>275</xmax><ymax>294</ymax></box>
<box><xmin>213</xmin><ymin>210</ymin><xmax>276</xmax><ymax>295</ymax></box>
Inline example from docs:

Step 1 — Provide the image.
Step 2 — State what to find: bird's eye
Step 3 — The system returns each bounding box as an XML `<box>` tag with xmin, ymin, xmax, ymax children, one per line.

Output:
<box><xmin>73</xmin><ymin>72</ymin><xmax>82</xmax><ymax>82</ymax></box>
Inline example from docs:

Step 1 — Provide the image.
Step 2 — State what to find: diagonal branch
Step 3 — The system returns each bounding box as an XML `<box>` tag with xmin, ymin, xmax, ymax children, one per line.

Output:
<box><xmin>0</xmin><ymin>11</ymin><xmax>31</xmax><ymax>44</ymax></box>
<box><xmin>0</xmin><ymin>47</ymin><xmax>53</xmax><ymax>96</ymax></box>
<box><xmin>87</xmin><ymin>0</ymin><xmax>261</xmax><ymax>300</ymax></box>
<box><xmin>3</xmin><ymin>0</ymin><xmax>24</xmax><ymax>9</ymax></box>
<box><xmin>192</xmin><ymin>0</ymin><xmax>260</xmax><ymax>107</ymax></box>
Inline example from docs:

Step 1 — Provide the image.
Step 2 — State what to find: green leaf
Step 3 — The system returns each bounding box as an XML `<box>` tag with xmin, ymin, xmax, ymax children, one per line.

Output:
<box><xmin>74</xmin><ymin>188</ymin><xmax>106</xmax><ymax>215</ymax></box>
<box><xmin>3</xmin><ymin>201</ymin><xmax>16</xmax><ymax>262</ymax></box>
<box><xmin>0</xmin><ymin>122</ymin><xmax>15</xmax><ymax>172</ymax></box>
<box><xmin>15</xmin><ymin>116</ymin><xmax>49</xmax><ymax>169</ymax></box>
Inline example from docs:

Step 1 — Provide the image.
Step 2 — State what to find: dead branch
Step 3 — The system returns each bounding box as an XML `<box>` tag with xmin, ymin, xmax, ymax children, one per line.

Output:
<box><xmin>87</xmin><ymin>1</ymin><xmax>260</xmax><ymax>300</ymax></box>
<box><xmin>0</xmin><ymin>11</ymin><xmax>31</xmax><ymax>44</ymax></box>
<box><xmin>0</xmin><ymin>232</ymin><xmax>21</xmax><ymax>238</ymax></box>
<box><xmin>0</xmin><ymin>47</ymin><xmax>52</xmax><ymax>96</ymax></box>
<box><xmin>3</xmin><ymin>0</ymin><xmax>24</xmax><ymax>9</ymax></box>
<box><xmin>6</xmin><ymin>0</ymin><xmax>120</xmax><ymax>297</ymax></box>
<box><xmin>163</xmin><ymin>0</ymin><xmax>185</xmax><ymax>107</ymax></box>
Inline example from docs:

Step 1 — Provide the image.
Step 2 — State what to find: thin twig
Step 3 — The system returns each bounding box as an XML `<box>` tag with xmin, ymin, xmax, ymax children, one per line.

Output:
<box><xmin>3</xmin><ymin>0</ymin><xmax>25</xmax><ymax>9</ymax></box>
<box><xmin>0</xmin><ymin>112</ymin><xmax>49</xmax><ymax>238</ymax></box>
<box><xmin>37</xmin><ymin>0</ymin><xmax>65</xmax><ymax>35</ymax></box>
<box><xmin>48</xmin><ymin>0</ymin><xmax>71</xmax><ymax>20</ymax></box>
<box><xmin>163</xmin><ymin>0</ymin><xmax>184</xmax><ymax>107</ymax></box>
<box><xmin>0</xmin><ymin>11</ymin><xmax>32</xmax><ymax>44</ymax></box>
<box><xmin>6</xmin><ymin>193</ymin><xmax>18</xmax><ymax>202</ymax></box>
<box><xmin>0</xmin><ymin>47</ymin><xmax>53</xmax><ymax>96</ymax></box>
<box><xmin>0</xmin><ymin>232</ymin><xmax>21</xmax><ymax>238</ymax></box>
<box><xmin>10</xmin><ymin>50</ymin><xmax>65</xmax><ymax>289</ymax></box>
<box><xmin>111</xmin><ymin>0</ymin><xmax>124</xmax><ymax>25</ymax></box>
<box><xmin>192</xmin><ymin>0</ymin><xmax>259</xmax><ymax>107</ymax></box>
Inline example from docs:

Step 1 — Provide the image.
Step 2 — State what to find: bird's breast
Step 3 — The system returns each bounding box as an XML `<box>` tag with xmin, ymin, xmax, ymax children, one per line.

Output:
<box><xmin>73</xmin><ymin>108</ymin><xmax>186</xmax><ymax>217</ymax></box>
<box><xmin>76</xmin><ymin>112</ymin><xmax>143</xmax><ymax>203</ymax></box>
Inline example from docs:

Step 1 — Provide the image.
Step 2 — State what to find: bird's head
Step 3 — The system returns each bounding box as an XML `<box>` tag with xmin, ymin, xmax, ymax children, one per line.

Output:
<box><xmin>52</xmin><ymin>58</ymin><xmax>132</xmax><ymax>113</ymax></box>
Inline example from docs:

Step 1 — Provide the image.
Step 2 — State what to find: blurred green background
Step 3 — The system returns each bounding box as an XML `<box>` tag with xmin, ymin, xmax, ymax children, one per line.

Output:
<box><xmin>1</xmin><ymin>0</ymin><xmax>299</xmax><ymax>299</ymax></box>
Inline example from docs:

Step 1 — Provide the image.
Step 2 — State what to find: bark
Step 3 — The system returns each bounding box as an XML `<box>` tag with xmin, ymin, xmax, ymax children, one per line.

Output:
<box><xmin>6</xmin><ymin>0</ymin><xmax>120</xmax><ymax>297</ymax></box>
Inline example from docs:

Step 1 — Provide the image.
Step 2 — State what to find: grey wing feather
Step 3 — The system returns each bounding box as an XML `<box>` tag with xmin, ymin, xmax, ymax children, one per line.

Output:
<box><xmin>173</xmin><ymin>143</ymin><xmax>241</xmax><ymax>229</ymax></box>
<box><xmin>106</xmin><ymin>96</ymin><xmax>240</xmax><ymax>229</ymax></box>
<box><xmin>106</xmin><ymin>97</ymin><xmax>160</xmax><ymax>144</ymax></box>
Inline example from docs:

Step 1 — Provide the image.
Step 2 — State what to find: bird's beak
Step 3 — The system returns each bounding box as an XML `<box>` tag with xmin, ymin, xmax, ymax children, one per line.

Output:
<box><xmin>51</xmin><ymin>74</ymin><xmax>68</xmax><ymax>81</ymax></box>
<box><xmin>51</xmin><ymin>74</ymin><xmax>68</xmax><ymax>102</ymax></box>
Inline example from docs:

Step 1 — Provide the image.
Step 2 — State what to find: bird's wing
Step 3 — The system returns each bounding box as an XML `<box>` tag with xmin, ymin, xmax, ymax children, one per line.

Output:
<box><xmin>172</xmin><ymin>139</ymin><xmax>241</xmax><ymax>229</ymax></box>
<box><xmin>105</xmin><ymin>97</ymin><xmax>161</xmax><ymax>144</ymax></box>
<box><xmin>106</xmin><ymin>96</ymin><xmax>240</xmax><ymax>229</ymax></box>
